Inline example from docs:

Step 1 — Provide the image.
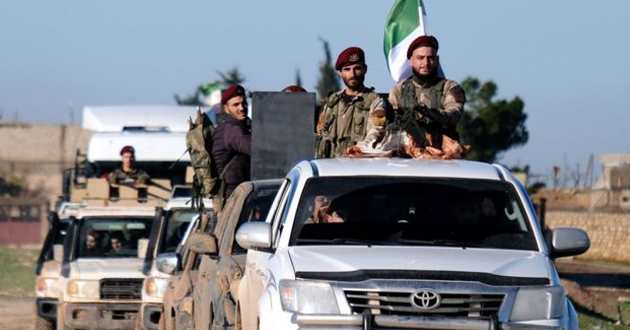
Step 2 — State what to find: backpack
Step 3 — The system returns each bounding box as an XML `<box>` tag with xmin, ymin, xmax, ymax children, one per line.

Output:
<box><xmin>186</xmin><ymin>110</ymin><xmax>220</xmax><ymax>205</ymax></box>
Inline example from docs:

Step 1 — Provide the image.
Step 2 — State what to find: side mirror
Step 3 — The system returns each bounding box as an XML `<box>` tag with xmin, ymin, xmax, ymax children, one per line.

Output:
<box><xmin>235</xmin><ymin>222</ymin><xmax>272</xmax><ymax>251</ymax></box>
<box><xmin>53</xmin><ymin>244</ymin><xmax>64</xmax><ymax>262</ymax></box>
<box><xmin>156</xmin><ymin>253</ymin><xmax>180</xmax><ymax>275</ymax></box>
<box><xmin>188</xmin><ymin>232</ymin><xmax>218</xmax><ymax>256</ymax></box>
<box><xmin>550</xmin><ymin>227</ymin><xmax>590</xmax><ymax>259</ymax></box>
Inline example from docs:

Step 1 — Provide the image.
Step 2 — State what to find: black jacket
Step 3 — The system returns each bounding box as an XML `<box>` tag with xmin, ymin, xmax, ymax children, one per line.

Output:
<box><xmin>212</xmin><ymin>113</ymin><xmax>251</xmax><ymax>197</ymax></box>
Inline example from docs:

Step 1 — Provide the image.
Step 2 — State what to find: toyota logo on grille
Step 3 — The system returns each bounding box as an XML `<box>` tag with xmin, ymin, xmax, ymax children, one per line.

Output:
<box><xmin>410</xmin><ymin>289</ymin><xmax>441</xmax><ymax>311</ymax></box>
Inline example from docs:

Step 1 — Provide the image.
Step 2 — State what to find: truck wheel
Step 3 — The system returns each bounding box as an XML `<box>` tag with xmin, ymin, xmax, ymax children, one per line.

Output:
<box><xmin>33</xmin><ymin>314</ymin><xmax>54</xmax><ymax>330</ymax></box>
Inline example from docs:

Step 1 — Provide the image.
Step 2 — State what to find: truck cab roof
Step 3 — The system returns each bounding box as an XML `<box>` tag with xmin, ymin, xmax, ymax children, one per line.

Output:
<box><xmin>74</xmin><ymin>206</ymin><xmax>158</xmax><ymax>219</ymax></box>
<box><xmin>304</xmin><ymin>158</ymin><xmax>505</xmax><ymax>181</ymax></box>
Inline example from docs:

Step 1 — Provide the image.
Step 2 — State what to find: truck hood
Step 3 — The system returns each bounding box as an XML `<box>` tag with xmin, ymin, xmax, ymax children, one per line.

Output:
<box><xmin>71</xmin><ymin>258</ymin><xmax>145</xmax><ymax>280</ymax></box>
<box><xmin>288</xmin><ymin>246</ymin><xmax>550</xmax><ymax>280</ymax></box>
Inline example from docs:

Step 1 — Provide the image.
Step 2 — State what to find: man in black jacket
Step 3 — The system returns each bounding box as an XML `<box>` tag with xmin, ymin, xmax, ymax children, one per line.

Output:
<box><xmin>212</xmin><ymin>84</ymin><xmax>251</xmax><ymax>207</ymax></box>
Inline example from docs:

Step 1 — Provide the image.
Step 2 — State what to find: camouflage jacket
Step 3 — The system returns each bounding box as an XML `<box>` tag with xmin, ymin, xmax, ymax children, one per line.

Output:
<box><xmin>315</xmin><ymin>87</ymin><xmax>386</xmax><ymax>158</ymax></box>
<box><xmin>388</xmin><ymin>76</ymin><xmax>466</xmax><ymax>146</ymax></box>
<box><xmin>108</xmin><ymin>168</ymin><xmax>150</xmax><ymax>186</ymax></box>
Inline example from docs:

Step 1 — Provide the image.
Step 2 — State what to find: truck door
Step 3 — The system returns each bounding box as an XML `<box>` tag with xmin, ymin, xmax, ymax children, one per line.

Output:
<box><xmin>241</xmin><ymin>179</ymin><xmax>291</xmax><ymax>330</ymax></box>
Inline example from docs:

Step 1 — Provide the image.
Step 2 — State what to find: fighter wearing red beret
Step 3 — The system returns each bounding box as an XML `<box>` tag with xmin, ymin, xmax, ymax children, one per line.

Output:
<box><xmin>282</xmin><ymin>85</ymin><xmax>307</xmax><ymax>93</ymax></box>
<box><xmin>388</xmin><ymin>35</ymin><xmax>466</xmax><ymax>149</ymax></box>
<box><xmin>108</xmin><ymin>145</ymin><xmax>150</xmax><ymax>186</ymax></box>
<box><xmin>212</xmin><ymin>84</ymin><xmax>251</xmax><ymax>208</ymax></box>
<box><xmin>315</xmin><ymin>47</ymin><xmax>388</xmax><ymax>158</ymax></box>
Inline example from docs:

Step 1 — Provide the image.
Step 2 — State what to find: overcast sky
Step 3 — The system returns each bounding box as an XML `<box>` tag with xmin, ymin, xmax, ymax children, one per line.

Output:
<box><xmin>1</xmin><ymin>0</ymin><xmax>628</xmax><ymax>181</ymax></box>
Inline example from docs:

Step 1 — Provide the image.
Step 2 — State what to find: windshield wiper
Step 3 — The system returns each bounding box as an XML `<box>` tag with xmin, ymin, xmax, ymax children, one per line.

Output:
<box><xmin>398</xmin><ymin>238</ymin><xmax>483</xmax><ymax>248</ymax></box>
<box><xmin>331</xmin><ymin>238</ymin><xmax>397</xmax><ymax>246</ymax></box>
<box><xmin>296</xmin><ymin>238</ymin><xmax>395</xmax><ymax>246</ymax></box>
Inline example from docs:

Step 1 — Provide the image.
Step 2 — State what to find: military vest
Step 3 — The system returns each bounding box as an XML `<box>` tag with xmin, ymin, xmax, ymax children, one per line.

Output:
<box><xmin>316</xmin><ymin>89</ymin><xmax>379</xmax><ymax>158</ymax></box>
<box><xmin>398</xmin><ymin>78</ymin><xmax>458</xmax><ymax>146</ymax></box>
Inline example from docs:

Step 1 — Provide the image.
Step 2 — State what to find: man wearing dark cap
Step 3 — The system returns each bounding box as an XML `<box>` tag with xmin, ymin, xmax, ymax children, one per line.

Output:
<box><xmin>212</xmin><ymin>84</ymin><xmax>251</xmax><ymax>206</ymax></box>
<box><xmin>282</xmin><ymin>85</ymin><xmax>306</xmax><ymax>93</ymax></box>
<box><xmin>108</xmin><ymin>145</ymin><xmax>150</xmax><ymax>186</ymax></box>
<box><xmin>388</xmin><ymin>35</ymin><xmax>466</xmax><ymax>148</ymax></box>
<box><xmin>315</xmin><ymin>47</ymin><xmax>387</xmax><ymax>158</ymax></box>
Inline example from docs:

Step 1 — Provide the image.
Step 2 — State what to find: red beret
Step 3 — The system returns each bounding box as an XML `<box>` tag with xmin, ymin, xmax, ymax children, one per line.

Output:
<box><xmin>335</xmin><ymin>47</ymin><xmax>365</xmax><ymax>71</ymax></box>
<box><xmin>282</xmin><ymin>85</ymin><xmax>307</xmax><ymax>93</ymax></box>
<box><xmin>120</xmin><ymin>145</ymin><xmax>135</xmax><ymax>155</ymax></box>
<box><xmin>221</xmin><ymin>84</ymin><xmax>246</xmax><ymax>104</ymax></box>
<box><xmin>407</xmin><ymin>35</ymin><xmax>439</xmax><ymax>59</ymax></box>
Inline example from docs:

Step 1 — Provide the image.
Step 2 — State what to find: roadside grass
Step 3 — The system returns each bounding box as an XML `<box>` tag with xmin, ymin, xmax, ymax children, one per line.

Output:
<box><xmin>0</xmin><ymin>246</ymin><xmax>38</xmax><ymax>298</ymax></box>
<box><xmin>574</xmin><ymin>300</ymin><xmax>630</xmax><ymax>330</ymax></box>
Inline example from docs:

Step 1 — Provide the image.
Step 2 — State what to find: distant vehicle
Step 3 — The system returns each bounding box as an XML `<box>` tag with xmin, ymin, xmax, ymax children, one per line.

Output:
<box><xmin>60</xmin><ymin>106</ymin><xmax>208</xmax><ymax>206</ymax></box>
<box><xmin>137</xmin><ymin>196</ymin><xmax>211</xmax><ymax>330</ymax></box>
<box><xmin>33</xmin><ymin>203</ymin><xmax>80</xmax><ymax>330</ymax></box>
<box><xmin>156</xmin><ymin>209</ymin><xmax>211</xmax><ymax>330</ymax></box>
<box><xmin>187</xmin><ymin>179</ymin><xmax>281</xmax><ymax>329</ymax></box>
<box><xmin>235</xmin><ymin>158</ymin><xmax>590</xmax><ymax>330</ymax></box>
<box><xmin>56</xmin><ymin>206</ymin><xmax>160</xmax><ymax>330</ymax></box>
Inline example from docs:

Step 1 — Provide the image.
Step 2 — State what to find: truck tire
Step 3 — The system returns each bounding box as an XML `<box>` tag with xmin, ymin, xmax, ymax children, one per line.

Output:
<box><xmin>33</xmin><ymin>314</ymin><xmax>54</xmax><ymax>330</ymax></box>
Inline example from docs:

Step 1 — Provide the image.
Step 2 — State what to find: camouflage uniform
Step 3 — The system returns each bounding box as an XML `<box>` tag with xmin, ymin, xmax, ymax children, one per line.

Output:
<box><xmin>389</xmin><ymin>76</ymin><xmax>466</xmax><ymax>148</ymax></box>
<box><xmin>108</xmin><ymin>168</ymin><xmax>150</xmax><ymax>186</ymax></box>
<box><xmin>315</xmin><ymin>87</ymin><xmax>386</xmax><ymax>158</ymax></box>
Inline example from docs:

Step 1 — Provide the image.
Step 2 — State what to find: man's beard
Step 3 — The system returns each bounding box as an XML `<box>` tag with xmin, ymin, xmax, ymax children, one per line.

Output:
<box><xmin>343</xmin><ymin>76</ymin><xmax>364</xmax><ymax>90</ymax></box>
<box><xmin>413</xmin><ymin>67</ymin><xmax>437</xmax><ymax>84</ymax></box>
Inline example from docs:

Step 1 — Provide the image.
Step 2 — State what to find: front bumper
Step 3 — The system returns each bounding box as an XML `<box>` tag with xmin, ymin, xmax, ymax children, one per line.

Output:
<box><xmin>36</xmin><ymin>298</ymin><xmax>58</xmax><ymax>320</ymax></box>
<box><xmin>295</xmin><ymin>314</ymin><xmax>562</xmax><ymax>330</ymax></box>
<box><xmin>140</xmin><ymin>303</ymin><xmax>162</xmax><ymax>330</ymax></box>
<box><xmin>63</xmin><ymin>302</ymin><xmax>140</xmax><ymax>329</ymax></box>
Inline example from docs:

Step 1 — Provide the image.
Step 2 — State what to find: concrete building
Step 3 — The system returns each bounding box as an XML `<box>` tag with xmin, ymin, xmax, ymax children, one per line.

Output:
<box><xmin>592</xmin><ymin>153</ymin><xmax>630</xmax><ymax>210</ymax></box>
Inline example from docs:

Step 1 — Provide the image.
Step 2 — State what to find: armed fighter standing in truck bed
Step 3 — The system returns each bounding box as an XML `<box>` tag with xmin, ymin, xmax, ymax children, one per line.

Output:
<box><xmin>315</xmin><ymin>47</ymin><xmax>388</xmax><ymax>158</ymax></box>
<box><xmin>349</xmin><ymin>35</ymin><xmax>469</xmax><ymax>159</ymax></box>
<box><xmin>108</xmin><ymin>145</ymin><xmax>151</xmax><ymax>186</ymax></box>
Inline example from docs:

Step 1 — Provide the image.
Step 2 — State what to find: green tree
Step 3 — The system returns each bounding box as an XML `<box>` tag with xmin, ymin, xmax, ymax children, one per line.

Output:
<box><xmin>218</xmin><ymin>67</ymin><xmax>246</xmax><ymax>86</ymax></box>
<box><xmin>174</xmin><ymin>87</ymin><xmax>203</xmax><ymax>106</ymax></box>
<box><xmin>295</xmin><ymin>68</ymin><xmax>303</xmax><ymax>87</ymax></box>
<box><xmin>316</xmin><ymin>38</ymin><xmax>340</xmax><ymax>100</ymax></box>
<box><xmin>174</xmin><ymin>68</ymin><xmax>246</xmax><ymax>105</ymax></box>
<box><xmin>457</xmin><ymin>77</ymin><xmax>528</xmax><ymax>163</ymax></box>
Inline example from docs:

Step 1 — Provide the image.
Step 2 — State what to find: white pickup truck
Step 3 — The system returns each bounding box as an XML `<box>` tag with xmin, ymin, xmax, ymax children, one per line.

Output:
<box><xmin>56</xmin><ymin>206</ymin><xmax>160</xmax><ymax>330</ymax></box>
<box><xmin>235</xmin><ymin>158</ymin><xmax>590</xmax><ymax>330</ymax></box>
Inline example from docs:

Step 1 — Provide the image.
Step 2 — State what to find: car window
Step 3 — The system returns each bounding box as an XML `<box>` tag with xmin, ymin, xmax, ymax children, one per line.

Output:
<box><xmin>231</xmin><ymin>187</ymin><xmax>280</xmax><ymax>254</ymax></box>
<box><xmin>290</xmin><ymin>177</ymin><xmax>538</xmax><ymax>251</ymax></box>
<box><xmin>158</xmin><ymin>209</ymin><xmax>198</xmax><ymax>254</ymax></box>
<box><xmin>272</xmin><ymin>180</ymin><xmax>292</xmax><ymax>247</ymax></box>
<box><xmin>77</xmin><ymin>217</ymin><xmax>153</xmax><ymax>258</ymax></box>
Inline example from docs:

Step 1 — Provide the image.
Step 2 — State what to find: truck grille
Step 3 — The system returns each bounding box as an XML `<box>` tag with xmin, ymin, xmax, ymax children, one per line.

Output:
<box><xmin>100</xmin><ymin>278</ymin><xmax>143</xmax><ymax>300</ymax></box>
<box><xmin>344</xmin><ymin>289</ymin><xmax>504</xmax><ymax>318</ymax></box>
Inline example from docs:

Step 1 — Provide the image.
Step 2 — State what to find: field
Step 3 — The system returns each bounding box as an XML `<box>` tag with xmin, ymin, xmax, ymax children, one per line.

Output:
<box><xmin>0</xmin><ymin>245</ymin><xmax>38</xmax><ymax>298</ymax></box>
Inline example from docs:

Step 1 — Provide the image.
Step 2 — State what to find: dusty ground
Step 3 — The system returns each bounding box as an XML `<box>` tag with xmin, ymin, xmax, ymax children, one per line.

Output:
<box><xmin>557</xmin><ymin>259</ymin><xmax>630</xmax><ymax>324</ymax></box>
<box><xmin>0</xmin><ymin>297</ymin><xmax>36</xmax><ymax>330</ymax></box>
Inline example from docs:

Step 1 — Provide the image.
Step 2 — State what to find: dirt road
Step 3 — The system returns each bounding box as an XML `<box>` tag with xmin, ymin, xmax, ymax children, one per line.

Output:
<box><xmin>0</xmin><ymin>298</ymin><xmax>35</xmax><ymax>330</ymax></box>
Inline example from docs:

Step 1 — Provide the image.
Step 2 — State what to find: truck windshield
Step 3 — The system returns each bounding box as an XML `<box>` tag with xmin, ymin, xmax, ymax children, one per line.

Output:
<box><xmin>159</xmin><ymin>209</ymin><xmax>198</xmax><ymax>254</ymax></box>
<box><xmin>77</xmin><ymin>217</ymin><xmax>153</xmax><ymax>258</ymax></box>
<box><xmin>291</xmin><ymin>177</ymin><xmax>538</xmax><ymax>251</ymax></box>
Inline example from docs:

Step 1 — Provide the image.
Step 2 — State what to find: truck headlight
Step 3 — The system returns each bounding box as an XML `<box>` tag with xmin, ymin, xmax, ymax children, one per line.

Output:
<box><xmin>510</xmin><ymin>286</ymin><xmax>565</xmax><ymax>321</ymax></box>
<box><xmin>279</xmin><ymin>280</ymin><xmax>340</xmax><ymax>314</ymax></box>
<box><xmin>67</xmin><ymin>280</ymin><xmax>100</xmax><ymax>299</ymax></box>
<box><xmin>36</xmin><ymin>278</ymin><xmax>57</xmax><ymax>296</ymax></box>
<box><xmin>144</xmin><ymin>277</ymin><xmax>168</xmax><ymax>298</ymax></box>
